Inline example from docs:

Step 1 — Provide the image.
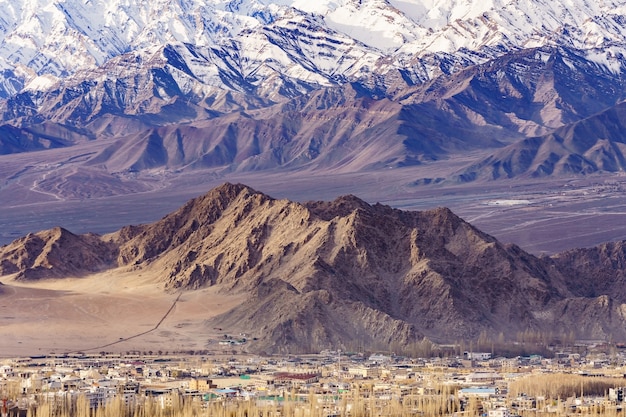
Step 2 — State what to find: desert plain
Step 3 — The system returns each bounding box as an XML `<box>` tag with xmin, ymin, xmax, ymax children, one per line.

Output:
<box><xmin>0</xmin><ymin>268</ymin><xmax>246</xmax><ymax>358</ymax></box>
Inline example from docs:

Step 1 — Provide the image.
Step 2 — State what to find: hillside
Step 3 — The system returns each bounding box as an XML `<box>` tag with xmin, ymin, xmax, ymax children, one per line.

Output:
<box><xmin>454</xmin><ymin>102</ymin><xmax>626</xmax><ymax>181</ymax></box>
<box><xmin>2</xmin><ymin>183</ymin><xmax>626</xmax><ymax>353</ymax></box>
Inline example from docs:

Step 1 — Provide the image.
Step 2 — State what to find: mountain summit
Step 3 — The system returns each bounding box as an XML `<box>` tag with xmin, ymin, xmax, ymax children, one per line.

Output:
<box><xmin>2</xmin><ymin>183</ymin><xmax>626</xmax><ymax>353</ymax></box>
<box><xmin>3</xmin><ymin>0</ymin><xmax>626</xmax><ymax>83</ymax></box>
<box><xmin>2</xmin><ymin>0</ymin><xmax>626</xmax><ymax>115</ymax></box>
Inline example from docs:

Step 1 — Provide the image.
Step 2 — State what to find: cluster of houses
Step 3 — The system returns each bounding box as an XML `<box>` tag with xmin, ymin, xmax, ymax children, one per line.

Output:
<box><xmin>0</xmin><ymin>345</ymin><xmax>624</xmax><ymax>416</ymax></box>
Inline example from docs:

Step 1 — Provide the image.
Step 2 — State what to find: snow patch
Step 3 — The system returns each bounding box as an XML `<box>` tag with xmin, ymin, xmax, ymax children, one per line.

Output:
<box><xmin>23</xmin><ymin>73</ymin><xmax>58</xmax><ymax>91</ymax></box>
<box><xmin>585</xmin><ymin>48</ymin><xmax>625</xmax><ymax>75</ymax></box>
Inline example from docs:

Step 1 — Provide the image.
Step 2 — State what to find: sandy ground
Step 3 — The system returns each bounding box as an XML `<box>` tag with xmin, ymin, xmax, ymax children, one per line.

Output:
<box><xmin>0</xmin><ymin>269</ymin><xmax>246</xmax><ymax>358</ymax></box>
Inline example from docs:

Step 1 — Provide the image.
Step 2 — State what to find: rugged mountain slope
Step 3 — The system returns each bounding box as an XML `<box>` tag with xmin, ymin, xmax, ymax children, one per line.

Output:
<box><xmin>400</xmin><ymin>47</ymin><xmax>626</xmax><ymax>136</ymax></box>
<box><xmin>3</xmin><ymin>0</ymin><xmax>626</xmax><ymax>94</ymax></box>
<box><xmin>549</xmin><ymin>241</ymin><xmax>626</xmax><ymax>301</ymax></box>
<box><xmin>82</xmin><ymin>84</ymin><xmax>500</xmax><ymax>173</ymax></box>
<box><xmin>2</xmin><ymin>2</ymin><xmax>626</xmax><ymax>187</ymax></box>
<box><xmin>0</xmin><ymin>227</ymin><xmax>115</xmax><ymax>279</ymax></box>
<box><xmin>9</xmin><ymin>46</ymin><xmax>621</xmax><ymax>178</ymax></box>
<box><xmin>0</xmin><ymin>122</ymin><xmax>92</xmax><ymax>154</ymax></box>
<box><xmin>453</xmin><ymin>101</ymin><xmax>626</xmax><ymax>181</ymax></box>
<box><xmin>2</xmin><ymin>183</ymin><xmax>626</xmax><ymax>352</ymax></box>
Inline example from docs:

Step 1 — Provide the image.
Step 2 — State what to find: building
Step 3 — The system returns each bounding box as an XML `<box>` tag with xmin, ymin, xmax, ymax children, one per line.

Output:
<box><xmin>458</xmin><ymin>387</ymin><xmax>499</xmax><ymax>399</ymax></box>
<box><xmin>347</xmin><ymin>366</ymin><xmax>381</xmax><ymax>379</ymax></box>
<box><xmin>465</xmin><ymin>372</ymin><xmax>503</xmax><ymax>384</ymax></box>
<box><xmin>189</xmin><ymin>378</ymin><xmax>217</xmax><ymax>391</ymax></box>
<box><xmin>272</xmin><ymin>372</ymin><xmax>319</xmax><ymax>386</ymax></box>
<box><xmin>488</xmin><ymin>407</ymin><xmax>511</xmax><ymax>417</ymax></box>
<box><xmin>464</xmin><ymin>352</ymin><xmax>492</xmax><ymax>360</ymax></box>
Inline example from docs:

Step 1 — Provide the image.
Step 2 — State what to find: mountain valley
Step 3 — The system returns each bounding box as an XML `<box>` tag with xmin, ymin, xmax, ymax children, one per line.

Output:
<box><xmin>4</xmin><ymin>0</ymin><xmax>626</xmax><ymax>355</ymax></box>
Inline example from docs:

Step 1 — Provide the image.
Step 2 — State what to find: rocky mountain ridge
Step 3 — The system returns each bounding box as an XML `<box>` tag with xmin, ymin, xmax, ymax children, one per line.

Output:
<box><xmin>453</xmin><ymin>101</ymin><xmax>626</xmax><ymax>181</ymax></box>
<box><xmin>5</xmin><ymin>0</ymin><xmax>626</xmax><ymax>96</ymax></box>
<box><xmin>2</xmin><ymin>2</ymin><xmax>626</xmax><ymax>188</ymax></box>
<box><xmin>4</xmin><ymin>45</ymin><xmax>626</xmax><ymax>181</ymax></box>
<box><xmin>2</xmin><ymin>183</ymin><xmax>626</xmax><ymax>353</ymax></box>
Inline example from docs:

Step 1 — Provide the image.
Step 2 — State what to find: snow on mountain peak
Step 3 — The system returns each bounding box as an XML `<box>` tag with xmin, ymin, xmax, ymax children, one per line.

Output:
<box><xmin>1</xmin><ymin>0</ymin><xmax>626</xmax><ymax>100</ymax></box>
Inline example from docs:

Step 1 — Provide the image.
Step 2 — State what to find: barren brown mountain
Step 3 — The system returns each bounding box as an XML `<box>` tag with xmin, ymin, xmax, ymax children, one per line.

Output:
<box><xmin>2</xmin><ymin>183</ymin><xmax>626</xmax><ymax>353</ymax></box>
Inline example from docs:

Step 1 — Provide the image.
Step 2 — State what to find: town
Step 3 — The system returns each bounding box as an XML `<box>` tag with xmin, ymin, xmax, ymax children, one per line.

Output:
<box><xmin>1</xmin><ymin>341</ymin><xmax>626</xmax><ymax>417</ymax></box>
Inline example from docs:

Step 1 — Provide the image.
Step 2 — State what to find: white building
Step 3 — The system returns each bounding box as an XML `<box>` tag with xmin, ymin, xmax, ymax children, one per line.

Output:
<box><xmin>85</xmin><ymin>386</ymin><xmax>118</xmax><ymax>408</ymax></box>
<box><xmin>0</xmin><ymin>366</ymin><xmax>14</xmax><ymax>378</ymax></box>
<box><xmin>464</xmin><ymin>352</ymin><xmax>492</xmax><ymax>360</ymax></box>
<box><xmin>347</xmin><ymin>366</ymin><xmax>380</xmax><ymax>378</ymax></box>
<box><xmin>368</xmin><ymin>354</ymin><xmax>392</xmax><ymax>363</ymax></box>
<box><xmin>488</xmin><ymin>407</ymin><xmax>511</xmax><ymax>417</ymax></box>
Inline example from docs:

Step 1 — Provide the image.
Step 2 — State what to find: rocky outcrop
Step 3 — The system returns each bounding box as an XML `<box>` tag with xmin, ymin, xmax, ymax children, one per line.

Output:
<box><xmin>0</xmin><ymin>227</ymin><xmax>116</xmax><ymax>279</ymax></box>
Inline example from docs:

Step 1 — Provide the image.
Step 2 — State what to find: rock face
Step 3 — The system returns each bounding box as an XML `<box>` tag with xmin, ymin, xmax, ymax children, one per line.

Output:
<box><xmin>2</xmin><ymin>183</ymin><xmax>626</xmax><ymax>352</ymax></box>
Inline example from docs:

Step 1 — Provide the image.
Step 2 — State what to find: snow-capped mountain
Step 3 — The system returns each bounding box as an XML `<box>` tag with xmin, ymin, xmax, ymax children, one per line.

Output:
<box><xmin>3</xmin><ymin>0</ymin><xmax>626</xmax><ymax>99</ymax></box>
<box><xmin>3</xmin><ymin>0</ymin><xmax>626</xmax><ymax>183</ymax></box>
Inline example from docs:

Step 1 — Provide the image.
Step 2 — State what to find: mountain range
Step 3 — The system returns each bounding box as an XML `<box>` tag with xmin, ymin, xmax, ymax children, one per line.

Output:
<box><xmin>4</xmin><ymin>2</ymin><xmax>626</xmax><ymax>352</ymax></box>
<box><xmin>3</xmin><ymin>1</ymin><xmax>626</xmax><ymax>184</ymax></box>
<box><xmin>2</xmin><ymin>183</ymin><xmax>626</xmax><ymax>353</ymax></box>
